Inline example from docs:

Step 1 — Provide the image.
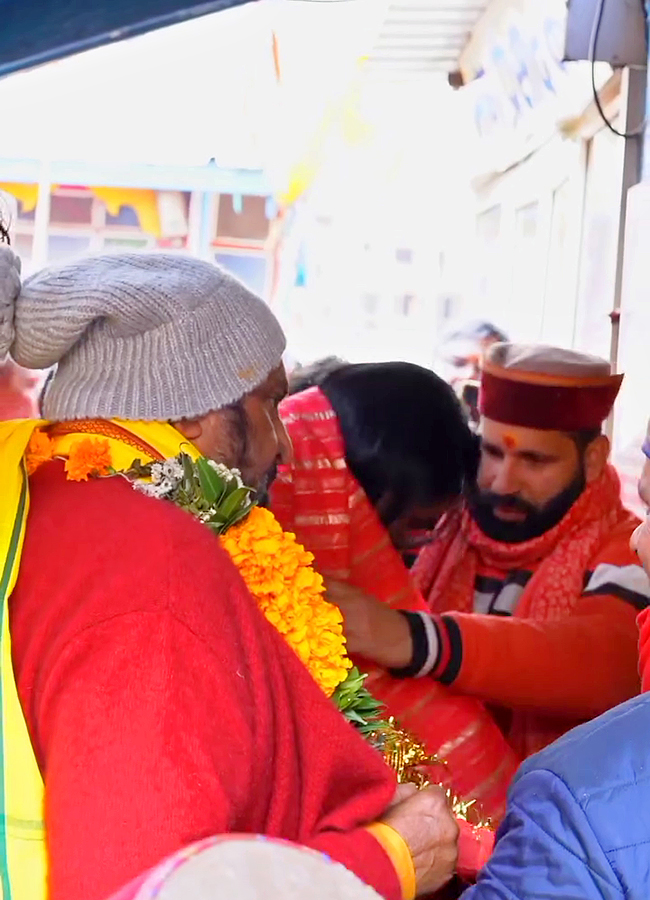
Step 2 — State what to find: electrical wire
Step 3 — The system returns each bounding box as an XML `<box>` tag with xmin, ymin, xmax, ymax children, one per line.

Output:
<box><xmin>589</xmin><ymin>0</ymin><xmax>648</xmax><ymax>138</ymax></box>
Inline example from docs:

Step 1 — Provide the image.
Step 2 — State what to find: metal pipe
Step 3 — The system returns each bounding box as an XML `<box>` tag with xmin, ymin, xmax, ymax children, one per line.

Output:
<box><xmin>641</xmin><ymin>1</ymin><xmax>650</xmax><ymax>179</ymax></box>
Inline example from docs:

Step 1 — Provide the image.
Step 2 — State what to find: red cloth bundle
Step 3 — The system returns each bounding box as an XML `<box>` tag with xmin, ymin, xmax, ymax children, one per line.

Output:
<box><xmin>457</xmin><ymin>819</ymin><xmax>494</xmax><ymax>880</ymax></box>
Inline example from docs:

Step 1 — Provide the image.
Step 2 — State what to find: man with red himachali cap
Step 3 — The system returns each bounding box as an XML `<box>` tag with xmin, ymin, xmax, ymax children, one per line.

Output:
<box><xmin>333</xmin><ymin>343</ymin><xmax>647</xmax><ymax>768</ymax></box>
<box><xmin>454</xmin><ymin>434</ymin><xmax>650</xmax><ymax>900</ymax></box>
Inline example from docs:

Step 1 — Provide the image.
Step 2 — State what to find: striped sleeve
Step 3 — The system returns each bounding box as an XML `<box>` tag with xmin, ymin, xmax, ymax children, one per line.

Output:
<box><xmin>582</xmin><ymin>521</ymin><xmax>650</xmax><ymax>610</ymax></box>
<box><xmin>389</xmin><ymin>611</ymin><xmax>463</xmax><ymax>684</ymax></box>
<box><xmin>582</xmin><ymin>563</ymin><xmax>650</xmax><ymax>610</ymax></box>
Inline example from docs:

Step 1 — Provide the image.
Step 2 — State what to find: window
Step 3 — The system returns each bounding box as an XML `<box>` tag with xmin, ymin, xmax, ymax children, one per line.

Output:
<box><xmin>16</xmin><ymin>200</ymin><xmax>35</xmax><ymax>223</ymax></box>
<box><xmin>510</xmin><ymin>200</ymin><xmax>547</xmax><ymax>341</ymax></box>
<box><xmin>215</xmin><ymin>252</ymin><xmax>268</xmax><ymax>298</ymax></box>
<box><xmin>50</xmin><ymin>194</ymin><xmax>93</xmax><ymax>226</ymax></box>
<box><xmin>541</xmin><ymin>181</ymin><xmax>575</xmax><ymax>345</ymax></box>
<box><xmin>105</xmin><ymin>205</ymin><xmax>140</xmax><ymax>227</ymax></box>
<box><xmin>216</xmin><ymin>195</ymin><xmax>270</xmax><ymax>243</ymax></box>
<box><xmin>517</xmin><ymin>202</ymin><xmax>539</xmax><ymax>240</ymax></box>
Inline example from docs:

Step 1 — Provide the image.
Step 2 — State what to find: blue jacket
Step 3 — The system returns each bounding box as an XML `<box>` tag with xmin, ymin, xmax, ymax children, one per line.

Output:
<box><xmin>465</xmin><ymin>694</ymin><xmax>650</xmax><ymax>899</ymax></box>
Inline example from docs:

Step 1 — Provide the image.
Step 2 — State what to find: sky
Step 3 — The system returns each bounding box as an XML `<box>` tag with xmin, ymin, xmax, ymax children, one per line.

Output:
<box><xmin>0</xmin><ymin>0</ymin><xmax>396</xmax><ymax>174</ymax></box>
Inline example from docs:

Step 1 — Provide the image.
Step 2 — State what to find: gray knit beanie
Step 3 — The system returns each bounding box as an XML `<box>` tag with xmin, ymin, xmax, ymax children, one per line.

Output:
<box><xmin>0</xmin><ymin>249</ymin><xmax>286</xmax><ymax>421</ymax></box>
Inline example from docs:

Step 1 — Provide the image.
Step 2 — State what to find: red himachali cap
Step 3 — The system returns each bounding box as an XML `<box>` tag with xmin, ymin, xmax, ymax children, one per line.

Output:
<box><xmin>479</xmin><ymin>343</ymin><xmax>623</xmax><ymax>432</ymax></box>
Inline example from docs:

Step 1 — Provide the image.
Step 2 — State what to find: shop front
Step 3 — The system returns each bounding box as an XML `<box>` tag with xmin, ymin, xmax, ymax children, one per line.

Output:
<box><xmin>455</xmin><ymin>0</ymin><xmax>627</xmax><ymax>362</ymax></box>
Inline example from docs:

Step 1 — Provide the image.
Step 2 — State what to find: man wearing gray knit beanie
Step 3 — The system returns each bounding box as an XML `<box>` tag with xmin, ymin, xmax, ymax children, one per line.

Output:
<box><xmin>0</xmin><ymin>248</ymin><xmax>458</xmax><ymax>900</ymax></box>
<box><xmin>10</xmin><ymin>250</ymin><xmax>291</xmax><ymax>492</ymax></box>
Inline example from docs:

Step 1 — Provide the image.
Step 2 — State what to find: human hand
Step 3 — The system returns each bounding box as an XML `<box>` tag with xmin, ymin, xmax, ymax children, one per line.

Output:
<box><xmin>631</xmin><ymin>517</ymin><xmax>650</xmax><ymax>578</ymax></box>
<box><xmin>382</xmin><ymin>785</ymin><xmax>459</xmax><ymax>896</ymax></box>
<box><xmin>324</xmin><ymin>579</ymin><xmax>412</xmax><ymax>669</ymax></box>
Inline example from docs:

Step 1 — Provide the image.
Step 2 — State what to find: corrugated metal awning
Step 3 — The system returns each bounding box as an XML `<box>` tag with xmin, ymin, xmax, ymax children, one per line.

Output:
<box><xmin>0</xmin><ymin>0</ymin><xmax>255</xmax><ymax>77</ymax></box>
<box><xmin>365</xmin><ymin>0</ymin><xmax>489</xmax><ymax>76</ymax></box>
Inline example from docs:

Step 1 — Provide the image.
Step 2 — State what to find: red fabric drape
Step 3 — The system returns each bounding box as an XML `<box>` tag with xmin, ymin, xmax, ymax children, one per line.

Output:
<box><xmin>271</xmin><ymin>388</ymin><xmax>518</xmax><ymax>820</ymax></box>
<box><xmin>638</xmin><ymin>607</ymin><xmax>650</xmax><ymax>693</ymax></box>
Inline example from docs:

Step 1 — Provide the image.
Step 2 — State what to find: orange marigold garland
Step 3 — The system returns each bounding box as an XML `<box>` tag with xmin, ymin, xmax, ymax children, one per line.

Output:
<box><xmin>25</xmin><ymin>430</ymin><xmax>54</xmax><ymax>475</ymax></box>
<box><xmin>64</xmin><ymin>437</ymin><xmax>113</xmax><ymax>481</ymax></box>
<box><xmin>25</xmin><ymin>431</ymin><xmax>113</xmax><ymax>481</ymax></box>
<box><xmin>220</xmin><ymin>507</ymin><xmax>351</xmax><ymax>695</ymax></box>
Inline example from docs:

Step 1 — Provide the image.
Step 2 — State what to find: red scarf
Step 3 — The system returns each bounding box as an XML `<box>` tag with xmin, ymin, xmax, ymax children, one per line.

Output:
<box><xmin>638</xmin><ymin>607</ymin><xmax>650</xmax><ymax>693</ymax></box>
<box><xmin>271</xmin><ymin>388</ymin><xmax>519</xmax><ymax>821</ymax></box>
<box><xmin>414</xmin><ymin>464</ymin><xmax>634</xmax><ymax>753</ymax></box>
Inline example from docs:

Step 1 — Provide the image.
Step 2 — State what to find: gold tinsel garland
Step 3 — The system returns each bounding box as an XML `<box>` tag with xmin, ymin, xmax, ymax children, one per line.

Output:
<box><xmin>372</xmin><ymin>719</ymin><xmax>491</xmax><ymax>829</ymax></box>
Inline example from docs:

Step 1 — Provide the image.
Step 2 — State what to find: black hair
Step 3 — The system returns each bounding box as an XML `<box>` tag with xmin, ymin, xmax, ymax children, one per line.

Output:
<box><xmin>0</xmin><ymin>215</ymin><xmax>10</xmax><ymax>245</ymax></box>
<box><xmin>568</xmin><ymin>428</ymin><xmax>602</xmax><ymax>454</ymax></box>
<box><xmin>288</xmin><ymin>356</ymin><xmax>347</xmax><ymax>395</ymax></box>
<box><xmin>445</xmin><ymin>320</ymin><xmax>508</xmax><ymax>345</ymax></box>
<box><xmin>319</xmin><ymin>362</ymin><xmax>479</xmax><ymax>527</ymax></box>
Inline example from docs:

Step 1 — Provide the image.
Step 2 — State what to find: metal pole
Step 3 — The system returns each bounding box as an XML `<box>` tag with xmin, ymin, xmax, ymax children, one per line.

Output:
<box><xmin>642</xmin><ymin>1</ymin><xmax>650</xmax><ymax>180</ymax></box>
<box><xmin>609</xmin><ymin>66</ymin><xmax>645</xmax><ymax>376</ymax></box>
<box><xmin>609</xmin><ymin>4</ymin><xmax>650</xmax><ymax>455</ymax></box>
<box><xmin>605</xmin><ymin>0</ymin><xmax>648</xmax><ymax>437</ymax></box>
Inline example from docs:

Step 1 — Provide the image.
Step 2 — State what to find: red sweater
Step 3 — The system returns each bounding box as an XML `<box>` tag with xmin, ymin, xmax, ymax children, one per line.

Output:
<box><xmin>11</xmin><ymin>462</ymin><xmax>400</xmax><ymax>900</ymax></box>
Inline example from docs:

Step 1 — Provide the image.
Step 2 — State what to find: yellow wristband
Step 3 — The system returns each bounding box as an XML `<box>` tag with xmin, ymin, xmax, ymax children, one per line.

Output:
<box><xmin>366</xmin><ymin>822</ymin><xmax>416</xmax><ymax>900</ymax></box>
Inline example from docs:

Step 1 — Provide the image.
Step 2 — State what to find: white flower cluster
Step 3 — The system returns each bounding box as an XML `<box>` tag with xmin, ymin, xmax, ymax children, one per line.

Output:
<box><xmin>133</xmin><ymin>481</ymin><xmax>173</xmax><ymax>499</ymax></box>
<box><xmin>160</xmin><ymin>460</ymin><xmax>185</xmax><ymax>481</ymax></box>
<box><xmin>207</xmin><ymin>459</ymin><xmax>244</xmax><ymax>488</ymax></box>
<box><xmin>133</xmin><ymin>457</ymin><xmax>184</xmax><ymax>499</ymax></box>
<box><xmin>131</xmin><ymin>455</ymin><xmax>245</xmax><ymax>503</ymax></box>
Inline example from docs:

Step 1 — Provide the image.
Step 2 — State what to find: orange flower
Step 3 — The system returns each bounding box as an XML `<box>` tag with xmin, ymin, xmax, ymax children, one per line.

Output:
<box><xmin>25</xmin><ymin>430</ymin><xmax>54</xmax><ymax>475</ymax></box>
<box><xmin>220</xmin><ymin>506</ymin><xmax>352</xmax><ymax>696</ymax></box>
<box><xmin>64</xmin><ymin>438</ymin><xmax>113</xmax><ymax>482</ymax></box>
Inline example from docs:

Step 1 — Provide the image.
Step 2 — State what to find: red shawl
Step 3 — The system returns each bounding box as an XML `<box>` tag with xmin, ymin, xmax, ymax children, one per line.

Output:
<box><xmin>13</xmin><ymin>461</ymin><xmax>401</xmax><ymax>900</ymax></box>
<box><xmin>414</xmin><ymin>464</ymin><xmax>635</xmax><ymax>754</ymax></box>
<box><xmin>638</xmin><ymin>607</ymin><xmax>650</xmax><ymax>693</ymax></box>
<box><xmin>271</xmin><ymin>388</ymin><xmax>518</xmax><ymax>820</ymax></box>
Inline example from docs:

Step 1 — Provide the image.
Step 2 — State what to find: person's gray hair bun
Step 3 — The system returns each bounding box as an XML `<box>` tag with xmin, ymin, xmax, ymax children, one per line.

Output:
<box><xmin>0</xmin><ymin>245</ymin><xmax>21</xmax><ymax>359</ymax></box>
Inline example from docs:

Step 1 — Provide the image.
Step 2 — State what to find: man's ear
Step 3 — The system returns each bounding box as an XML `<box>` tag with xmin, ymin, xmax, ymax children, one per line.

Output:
<box><xmin>584</xmin><ymin>434</ymin><xmax>609</xmax><ymax>483</ymax></box>
<box><xmin>172</xmin><ymin>417</ymin><xmax>203</xmax><ymax>442</ymax></box>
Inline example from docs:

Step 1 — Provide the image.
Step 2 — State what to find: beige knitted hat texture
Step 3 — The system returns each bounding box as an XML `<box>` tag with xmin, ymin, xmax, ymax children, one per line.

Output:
<box><xmin>0</xmin><ymin>248</ymin><xmax>286</xmax><ymax>421</ymax></box>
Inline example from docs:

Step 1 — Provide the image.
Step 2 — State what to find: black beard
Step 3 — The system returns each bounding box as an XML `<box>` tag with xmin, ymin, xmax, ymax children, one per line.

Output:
<box><xmin>468</xmin><ymin>469</ymin><xmax>586</xmax><ymax>543</ymax></box>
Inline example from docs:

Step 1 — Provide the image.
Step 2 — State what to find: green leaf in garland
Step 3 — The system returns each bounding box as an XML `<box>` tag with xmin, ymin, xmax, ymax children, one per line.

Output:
<box><xmin>226</xmin><ymin>501</ymin><xmax>256</xmax><ymax>528</ymax></box>
<box><xmin>221</xmin><ymin>476</ymin><xmax>242</xmax><ymax>500</ymax></box>
<box><xmin>220</xmin><ymin>486</ymin><xmax>254</xmax><ymax>523</ymax></box>
<box><xmin>332</xmin><ymin>667</ymin><xmax>387</xmax><ymax>736</ymax></box>
<box><xmin>205</xmin><ymin>518</ymin><xmax>229</xmax><ymax>535</ymax></box>
<box><xmin>344</xmin><ymin>709</ymin><xmax>369</xmax><ymax>726</ymax></box>
<box><xmin>178</xmin><ymin>454</ymin><xmax>189</xmax><ymax>486</ymax></box>
<box><xmin>196</xmin><ymin>457</ymin><xmax>225</xmax><ymax>507</ymax></box>
<box><xmin>125</xmin><ymin>458</ymin><xmax>152</xmax><ymax>479</ymax></box>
